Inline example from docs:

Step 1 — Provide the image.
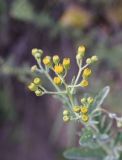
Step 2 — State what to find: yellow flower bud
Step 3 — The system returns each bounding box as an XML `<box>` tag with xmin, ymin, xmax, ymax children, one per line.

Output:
<box><xmin>81</xmin><ymin>98</ymin><xmax>86</xmax><ymax>103</ymax></box>
<box><xmin>53</xmin><ymin>55</ymin><xmax>60</xmax><ymax>64</ymax></box>
<box><xmin>81</xmin><ymin>106</ymin><xmax>88</xmax><ymax>114</ymax></box>
<box><xmin>28</xmin><ymin>83</ymin><xmax>37</xmax><ymax>91</ymax></box>
<box><xmin>54</xmin><ymin>64</ymin><xmax>64</xmax><ymax>74</ymax></box>
<box><xmin>31</xmin><ymin>65</ymin><xmax>38</xmax><ymax>72</ymax></box>
<box><xmin>76</xmin><ymin>45</ymin><xmax>85</xmax><ymax>60</ymax></box>
<box><xmin>78</xmin><ymin>45</ymin><xmax>85</xmax><ymax>54</ymax></box>
<box><xmin>63</xmin><ymin>110</ymin><xmax>69</xmax><ymax>116</ymax></box>
<box><xmin>82</xmin><ymin>68</ymin><xmax>92</xmax><ymax>78</ymax></box>
<box><xmin>80</xmin><ymin>80</ymin><xmax>89</xmax><ymax>87</ymax></box>
<box><xmin>32</xmin><ymin>48</ymin><xmax>43</xmax><ymax>59</ymax></box>
<box><xmin>63</xmin><ymin>115</ymin><xmax>70</xmax><ymax>122</ymax></box>
<box><xmin>63</xmin><ymin>58</ymin><xmax>71</xmax><ymax>69</ymax></box>
<box><xmin>91</xmin><ymin>56</ymin><xmax>98</xmax><ymax>62</ymax></box>
<box><xmin>35</xmin><ymin>89</ymin><xmax>43</xmax><ymax>96</ymax></box>
<box><xmin>53</xmin><ymin>77</ymin><xmax>62</xmax><ymax>85</ymax></box>
<box><xmin>73</xmin><ymin>106</ymin><xmax>81</xmax><ymax>113</ymax></box>
<box><xmin>33</xmin><ymin>77</ymin><xmax>41</xmax><ymax>85</ymax></box>
<box><xmin>86</xmin><ymin>58</ymin><xmax>92</xmax><ymax>64</ymax></box>
<box><xmin>43</xmin><ymin>56</ymin><xmax>52</xmax><ymax>67</ymax></box>
<box><xmin>81</xmin><ymin>114</ymin><xmax>89</xmax><ymax>122</ymax></box>
<box><xmin>87</xmin><ymin>97</ymin><xmax>94</xmax><ymax>104</ymax></box>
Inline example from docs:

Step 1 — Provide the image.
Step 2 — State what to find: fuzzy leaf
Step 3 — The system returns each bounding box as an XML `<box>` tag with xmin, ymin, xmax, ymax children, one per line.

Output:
<box><xmin>63</xmin><ymin>147</ymin><xmax>105</xmax><ymax>160</ymax></box>
<box><xmin>90</xmin><ymin>86</ymin><xmax>110</xmax><ymax>112</ymax></box>
<box><xmin>79</xmin><ymin>128</ymin><xmax>99</xmax><ymax>149</ymax></box>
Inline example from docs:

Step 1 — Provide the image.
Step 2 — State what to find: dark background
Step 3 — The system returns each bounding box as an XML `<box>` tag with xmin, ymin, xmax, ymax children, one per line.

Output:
<box><xmin>0</xmin><ymin>0</ymin><xmax>122</xmax><ymax>160</ymax></box>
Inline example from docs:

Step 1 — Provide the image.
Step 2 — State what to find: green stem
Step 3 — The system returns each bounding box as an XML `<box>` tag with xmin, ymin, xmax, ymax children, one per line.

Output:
<box><xmin>71</xmin><ymin>64</ymin><xmax>88</xmax><ymax>94</ymax></box>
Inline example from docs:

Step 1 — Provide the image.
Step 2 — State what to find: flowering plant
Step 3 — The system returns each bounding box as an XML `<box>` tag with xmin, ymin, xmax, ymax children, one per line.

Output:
<box><xmin>28</xmin><ymin>46</ymin><xmax>122</xmax><ymax>160</ymax></box>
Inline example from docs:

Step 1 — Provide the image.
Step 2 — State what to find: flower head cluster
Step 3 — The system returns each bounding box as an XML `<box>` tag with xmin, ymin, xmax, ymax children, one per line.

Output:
<box><xmin>62</xmin><ymin>97</ymin><xmax>94</xmax><ymax>123</ymax></box>
<box><xmin>28</xmin><ymin>77</ymin><xmax>43</xmax><ymax>96</ymax></box>
<box><xmin>28</xmin><ymin>46</ymin><xmax>98</xmax><ymax>127</ymax></box>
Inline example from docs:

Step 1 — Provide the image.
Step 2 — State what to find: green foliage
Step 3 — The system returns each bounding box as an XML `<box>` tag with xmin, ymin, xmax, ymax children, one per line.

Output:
<box><xmin>79</xmin><ymin>128</ymin><xmax>99</xmax><ymax>149</ymax></box>
<box><xmin>90</xmin><ymin>86</ymin><xmax>110</xmax><ymax>112</ymax></box>
<box><xmin>63</xmin><ymin>147</ymin><xmax>105</xmax><ymax>160</ymax></box>
<box><xmin>11</xmin><ymin>0</ymin><xmax>34</xmax><ymax>21</ymax></box>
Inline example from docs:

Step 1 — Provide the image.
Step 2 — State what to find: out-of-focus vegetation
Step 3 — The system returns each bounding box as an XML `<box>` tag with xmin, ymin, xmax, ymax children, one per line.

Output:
<box><xmin>0</xmin><ymin>0</ymin><xmax>122</xmax><ymax>160</ymax></box>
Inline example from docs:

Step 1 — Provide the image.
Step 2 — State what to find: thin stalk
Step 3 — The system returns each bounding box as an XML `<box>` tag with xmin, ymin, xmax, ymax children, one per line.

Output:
<box><xmin>71</xmin><ymin>64</ymin><xmax>88</xmax><ymax>94</ymax></box>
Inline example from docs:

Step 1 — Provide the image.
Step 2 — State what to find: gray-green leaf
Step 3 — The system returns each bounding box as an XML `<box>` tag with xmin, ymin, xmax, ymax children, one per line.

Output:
<box><xmin>90</xmin><ymin>86</ymin><xmax>110</xmax><ymax>112</ymax></box>
<box><xmin>63</xmin><ymin>147</ymin><xmax>106</xmax><ymax>160</ymax></box>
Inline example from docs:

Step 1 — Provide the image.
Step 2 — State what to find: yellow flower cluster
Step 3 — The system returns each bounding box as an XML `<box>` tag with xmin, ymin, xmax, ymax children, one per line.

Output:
<box><xmin>72</xmin><ymin>96</ymin><xmax>94</xmax><ymax>123</ymax></box>
<box><xmin>28</xmin><ymin>77</ymin><xmax>43</xmax><ymax>96</ymax></box>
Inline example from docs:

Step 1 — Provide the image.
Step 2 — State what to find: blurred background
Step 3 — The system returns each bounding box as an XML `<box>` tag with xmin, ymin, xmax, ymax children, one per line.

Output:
<box><xmin>0</xmin><ymin>0</ymin><xmax>122</xmax><ymax>160</ymax></box>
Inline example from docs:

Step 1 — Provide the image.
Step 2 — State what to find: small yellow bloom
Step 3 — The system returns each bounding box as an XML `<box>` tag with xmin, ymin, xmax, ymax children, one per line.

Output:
<box><xmin>53</xmin><ymin>55</ymin><xmax>60</xmax><ymax>64</ymax></box>
<box><xmin>63</xmin><ymin>110</ymin><xmax>69</xmax><ymax>116</ymax></box>
<box><xmin>81</xmin><ymin>114</ymin><xmax>89</xmax><ymax>122</ymax></box>
<box><xmin>81</xmin><ymin>106</ymin><xmax>88</xmax><ymax>114</ymax></box>
<box><xmin>43</xmin><ymin>56</ymin><xmax>52</xmax><ymax>67</ymax></box>
<box><xmin>78</xmin><ymin>45</ymin><xmax>85</xmax><ymax>54</ymax></box>
<box><xmin>87</xmin><ymin>97</ymin><xmax>94</xmax><ymax>104</ymax></box>
<box><xmin>63</xmin><ymin>58</ymin><xmax>71</xmax><ymax>69</ymax></box>
<box><xmin>28</xmin><ymin>83</ymin><xmax>37</xmax><ymax>91</ymax></box>
<box><xmin>63</xmin><ymin>115</ymin><xmax>70</xmax><ymax>122</ymax></box>
<box><xmin>33</xmin><ymin>77</ymin><xmax>41</xmax><ymax>85</ymax></box>
<box><xmin>83</xmin><ymin>68</ymin><xmax>92</xmax><ymax>78</ymax></box>
<box><xmin>91</xmin><ymin>56</ymin><xmax>98</xmax><ymax>62</ymax></box>
<box><xmin>86</xmin><ymin>58</ymin><xmax>92</xmax><ymax>64</ymax></box>
<box><xmin>73</xmin><ymin>106</ymin><xmax>81</xmax><ymax>113</ymax></box>
<box><xmin>31</xmin><ymin>65</ymin><xmax>38</xmax><ymax>72</ymax></box>
<box><xmin>54</xmin><ymin>64</ymin><xmax>64</xmax><ymax>74</ymax></box>
<box><xmin>35</xmin><ymin>89</ymin><xmax>43</xmax><ymax>96</ymax></box>
<box><xmin>80</xmin><ymin>80</ymin><xmax>89</xmax><ymax>87</ymax></box>
<box><xmin>53</xmin><ymin>77</ymin><xmax>62</xmax><ymax>85</ymax></box>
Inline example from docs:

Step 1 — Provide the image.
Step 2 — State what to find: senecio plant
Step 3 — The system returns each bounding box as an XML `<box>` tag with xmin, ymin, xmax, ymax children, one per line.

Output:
<box><xmin>28</xmin><ymin>46</ymin><xmax>122</xmax><ymax>160</ymax></box>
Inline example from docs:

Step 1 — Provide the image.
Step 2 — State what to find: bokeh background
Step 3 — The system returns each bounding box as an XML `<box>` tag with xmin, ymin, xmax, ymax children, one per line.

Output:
<box><xmin>0</xmin><ymin>0</ymin><xmax>122</xmax><ymax>160</ymax></box>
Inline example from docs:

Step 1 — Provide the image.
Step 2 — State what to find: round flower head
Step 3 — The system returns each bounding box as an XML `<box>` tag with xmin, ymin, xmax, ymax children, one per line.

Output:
<box><xmin>73</xmin><ymin>106</ymin><xmax>81</xmax><ymax>113</ymax></box>
<box><xmin>63</xmin><ymin>115</ymin><xmax>70</xmax><ymax>122</ymax></box>
<box><xmin>53</xmin><ymin>77</ymin><xmax>62</xmax><ymax>85</ymax></box>
<box><xmin>91</xmin><ymin>56</ymin><xmax>98</xmax><ymax>62</ymax></box>
<box><xmin>81</xmin><ymin>98</ymin><xmax>86</xmax><ymax>103</ymax></box>
<box><xmin>33</xmin><ymin>77</ymin><xmax>41</xmax><ymax>85</ymax></box>
<box><xmin>54</xmin><ymin>64</ymin><xmax>64</xmax><ymax>74</ymax></box>
<box><xmin>35</xmin><ymin>89</ymin><xmax>43</xmax><ymax>96</ymax></box>
<box><xmin>82</xmin><ymin>68</ymin><xmax>92</xmax><ymax>78</ymax></box>
<box><xmin>80</xmin><ymin>80</ymin><xmax>89</xmax><ymax>87</ymax></box>
<box><xmin>78</xmin><ymin>45</ymin><xmax>85</xmax><ymax>54</ymax></box>
<box><xmin>87</xmin><ymin>97</ymin><xmax>94</xmax><ymax>104</ymax></box>
<box><xmin>31</xmin><ymin>65</ymin><xmax>38</xmax><ymax>72</ymax></box>
<box><xmin>63</xmin><ymin>58</ymin><xmax>71</xmax><ymax>69</ymax></box>
<box><xmin>63</xmin><ymin>110</ymin><xmax>69</xmax><ymax>116</ymax></box>
<box><xmin>28</xmin><ymin>83</ymin><xmax>37</xmax><ymax>92</ymax></box>
<box><xmin>86</xmin><ymin>58</ymin><xmax>92</xmax><ymax>64</ymax></box>
<box><xmin>81</xmin><ymin>114</ymin><xmax>89</xmax><ymax>122</ymax></box>
<box><xmin>53</xmin><ymin>55</ymin><xmax>60</xmax><ymax>65</ymax></box>
<box><xmin>81</xmin><ymin>106</ymin><xmax>88</xmax><ymax>114</ymax></box>
<box><xmin>43</xmin><ymin>56</ymin><xmax>52</xmax><ymax>67</ymax></box>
